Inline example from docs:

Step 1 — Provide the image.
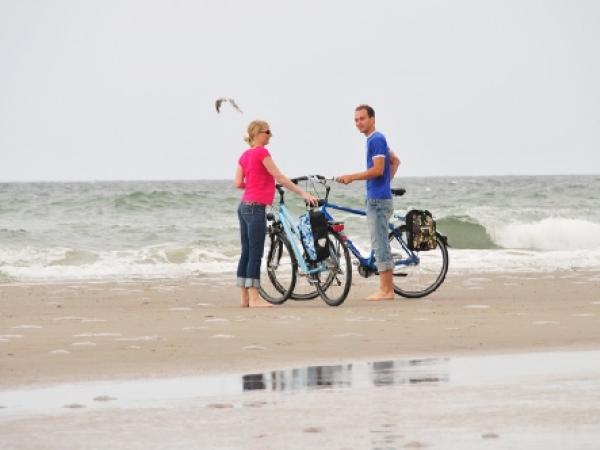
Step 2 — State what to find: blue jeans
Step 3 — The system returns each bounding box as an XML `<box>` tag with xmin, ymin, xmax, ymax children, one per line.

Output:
<box><xmin>366</xmin><ymin>198</ymin><xmax>394</xmax><ymax>272</ymax></box>
<box><xmin>236</xmin><ymin>203</ymin><xmax>266</xmax><ymax>288</ymax></box>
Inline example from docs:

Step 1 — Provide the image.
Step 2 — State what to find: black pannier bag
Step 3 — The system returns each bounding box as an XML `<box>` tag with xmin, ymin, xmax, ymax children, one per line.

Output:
<box><xmin>299</xmin><ymin>209</ymin><xmax>330</xmax><ymax>262</ymax></box>
<box><xmin>405</xmin><ymin>209</ymin><xmax>437</xmax><ymax>251</ymax></box>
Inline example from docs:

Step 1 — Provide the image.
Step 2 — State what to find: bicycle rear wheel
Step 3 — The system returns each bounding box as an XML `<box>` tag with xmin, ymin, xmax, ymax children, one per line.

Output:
<box><xmin>259</xmin><ymin>231</ymin><xmax>296</xmax><ymax>304</ymax></box>
<box><xmin>389</xmin><ymin>226</ymin><xmax>448</xmax><ymax>298</ymax></box>
<box><xmin>316</xmin><ymin>232</ymin><xmax>352</xmax><ymax>306</ymax></box>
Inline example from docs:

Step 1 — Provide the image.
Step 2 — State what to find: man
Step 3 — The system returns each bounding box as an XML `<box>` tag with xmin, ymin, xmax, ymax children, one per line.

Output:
<box><xmin>336</xmin><ymin>104</ymin><xmax>400</xmax><ymax>300</ymax></box>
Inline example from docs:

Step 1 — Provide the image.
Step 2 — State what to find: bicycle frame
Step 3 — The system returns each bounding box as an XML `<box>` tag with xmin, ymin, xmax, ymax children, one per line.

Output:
<box><xmin>270</xmin><ymin>199</ymin><xmax>325</xmax><ymax>276</ymax></box>
<box><xmin>318</xmin><ymin>201</ymin><xmax>420</xmax><ymax>271</ymax></box>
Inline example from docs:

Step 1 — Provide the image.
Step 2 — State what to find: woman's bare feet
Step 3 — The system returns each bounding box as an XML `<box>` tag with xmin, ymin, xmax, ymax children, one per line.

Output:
<box><xmin>240</xmin><ymin>288</ymin><xmax>249</xmax><ymax>308</ymax></box>
<box><xmin>248</xmin><ymin>287</ymin><xmax>273</xmax><ymax>308</ymax></box>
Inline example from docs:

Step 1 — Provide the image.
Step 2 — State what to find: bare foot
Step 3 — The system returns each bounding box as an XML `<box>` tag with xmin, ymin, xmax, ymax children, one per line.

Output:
<box><xmin>240</xmin><ymin>288</ymin><xmax>249</xmax><ymax>308</ymax></box>
<box><xmin>249</xmin><ymin>298</ymin><xmax>273</xmax><ymax>308</ymax></box>
<box><xmin>247</xmin><ymin>287</ymin><xmax>273</xmax><ymax>307</ymax></box>
<box><xmin>366</xmin><ymin>291</ymin><xmax>394</xmax><ymax>301</ymax></box>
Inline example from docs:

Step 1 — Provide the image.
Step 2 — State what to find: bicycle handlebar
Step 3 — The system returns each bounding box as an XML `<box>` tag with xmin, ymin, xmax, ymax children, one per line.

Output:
<box><xmin>290</xmin><ymin>174</ymin><xmax>328</xmax><ymax>184</ymax></box>
<box><xmin>276</xmin><ymin>176</ymin><xmax>406</xmax><ymax>204</ymax></box>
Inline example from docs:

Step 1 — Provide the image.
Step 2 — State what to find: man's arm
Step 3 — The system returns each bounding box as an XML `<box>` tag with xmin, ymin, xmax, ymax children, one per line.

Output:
<box><xmin>336</xmin><ymin>156</ymin><xmax>385</xmax><ymax>185</ymax></box>
<box><xmin>390</xmin><ymin>151</ymin><xmax>400</xmax><ymax>178</ymax></box>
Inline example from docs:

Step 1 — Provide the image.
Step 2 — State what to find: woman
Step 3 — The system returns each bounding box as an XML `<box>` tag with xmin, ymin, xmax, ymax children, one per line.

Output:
<box><xmin>234</xmin><ymin>120</ymin><xmax>317</xmax><ymax>308</ymax></box>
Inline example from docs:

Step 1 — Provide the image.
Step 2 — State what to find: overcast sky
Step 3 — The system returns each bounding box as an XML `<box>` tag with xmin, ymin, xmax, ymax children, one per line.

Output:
<box><xmin>1</xmin><ymin>0</ymin><xmax>599</xmax><ymax>181</ymax></box>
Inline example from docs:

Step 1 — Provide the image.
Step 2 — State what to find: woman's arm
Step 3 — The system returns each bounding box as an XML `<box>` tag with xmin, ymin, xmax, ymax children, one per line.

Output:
<box><xmin>262</xmin><ymin>157</ymin><xmax>317</xmax><ymax>205</ymax></box>
<box><xmin>233</xmin><ymin>164</ymin><xmax>245</xmax><ymax>189</ymax></box>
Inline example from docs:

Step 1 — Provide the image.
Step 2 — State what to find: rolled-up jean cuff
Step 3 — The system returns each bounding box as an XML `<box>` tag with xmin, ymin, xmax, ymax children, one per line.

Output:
<box><xmin>236</xmin><ymin>277</ymin><xmax>260</xmax><ymax>288</ymax></box>
<box><xmin>376</xmin><ymin>261</ymin><xmax>395</xmax><ymax>272</ymax></box>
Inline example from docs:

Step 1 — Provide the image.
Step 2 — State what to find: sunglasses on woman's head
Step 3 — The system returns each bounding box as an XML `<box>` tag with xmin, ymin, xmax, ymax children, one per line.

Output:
<box><xmin>260</xmin><ymin>130</ymin><xmax>271</xmax><ymax>135</ymax></box>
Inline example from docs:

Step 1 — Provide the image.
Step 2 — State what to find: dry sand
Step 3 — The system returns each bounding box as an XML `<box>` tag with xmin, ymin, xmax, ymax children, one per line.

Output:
<box><xmin>1</xmin><ymin>270</ymin><xmax>599</xmax><ymax>389</ymax></box>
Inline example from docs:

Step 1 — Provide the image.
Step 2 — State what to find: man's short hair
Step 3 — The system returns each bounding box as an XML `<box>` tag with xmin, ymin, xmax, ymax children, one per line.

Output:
<box><xmin>355</xmin><ymin>104</ymin><xmax>375</xmax><ymax>118</ymax></box>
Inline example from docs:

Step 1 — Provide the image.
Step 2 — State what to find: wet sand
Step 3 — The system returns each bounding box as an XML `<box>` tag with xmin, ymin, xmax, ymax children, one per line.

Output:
<box><xmin>1</xmin><ymin>270</ymin><xmax>599</xmax><ymax>389</ymax></box>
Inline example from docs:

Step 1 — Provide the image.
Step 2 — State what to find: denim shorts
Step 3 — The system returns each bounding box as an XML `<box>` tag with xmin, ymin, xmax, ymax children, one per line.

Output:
<box><xmin>366</xmin><ymin>198</ymin><xmax>394</xmax><ymax>272</ymax></box>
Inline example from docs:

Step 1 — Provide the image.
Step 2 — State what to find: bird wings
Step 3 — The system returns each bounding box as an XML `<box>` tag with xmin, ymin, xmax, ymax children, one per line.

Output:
<box><xmin>215</xmin><ymin>97</ymin><xmax>243</xmax><ymax>114</ymax></box>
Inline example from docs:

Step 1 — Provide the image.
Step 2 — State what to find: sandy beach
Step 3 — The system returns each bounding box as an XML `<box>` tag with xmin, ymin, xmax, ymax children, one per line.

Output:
<box><xmin>2</xmin><ymin>270</ymin><xmax>599</xmax><ymax>389</ymax></box>
<box><xmin>2</xmin><ymin>270</ymin><xmax>600</xmax><ymax>449</ymax></box>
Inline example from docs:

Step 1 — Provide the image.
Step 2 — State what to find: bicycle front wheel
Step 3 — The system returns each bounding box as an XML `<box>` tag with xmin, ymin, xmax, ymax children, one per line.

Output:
<box><xmin>259</xmin><ymin>231</ymin><xmax>297</xmax><ymax>304</ymax></box>
<box><xmin>389</xmin><ymin>226</ymin><xmax>448</xmax><ymax>298</ymax></box>
<box><xmin>316</xmin><ymin>232</ymin><xmax>352</xmax><ymax>306</ymax></box>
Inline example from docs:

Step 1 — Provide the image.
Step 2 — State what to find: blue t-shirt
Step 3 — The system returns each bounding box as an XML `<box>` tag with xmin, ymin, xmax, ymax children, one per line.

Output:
<box><xmin>366</xmin><ymin>131</ymin><xmax>392</xmax><ymax>199</ymax></box>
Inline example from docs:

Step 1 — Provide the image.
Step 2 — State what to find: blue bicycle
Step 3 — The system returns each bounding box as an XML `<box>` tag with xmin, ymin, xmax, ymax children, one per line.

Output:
<box><xmin>291</xmin><ymin>175</ymin><xmax>449</xmax><ymax>299</ymax></box>
<box><xmin>258</xmin><ymin>177</ymin><xmax>352</xmax><ymax>306</ymax></box>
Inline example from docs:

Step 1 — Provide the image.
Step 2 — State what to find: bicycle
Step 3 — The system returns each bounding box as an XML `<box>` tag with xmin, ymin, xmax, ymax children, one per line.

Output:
<box><xmin>288</xmin><ymin>175</ymin><xmax>449</xmax><ymax>299</ymax></box>
<box><xmin>258</xmin><ymin>177</ymin><xmax>352</xmax><ymax>306</ymax></box>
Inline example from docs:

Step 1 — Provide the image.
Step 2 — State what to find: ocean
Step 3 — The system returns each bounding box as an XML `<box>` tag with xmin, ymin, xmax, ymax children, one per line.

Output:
<box><xmin>1</xmin><ymin>175</ymin><xmax>599</xmax><ymax>283</ymax></box>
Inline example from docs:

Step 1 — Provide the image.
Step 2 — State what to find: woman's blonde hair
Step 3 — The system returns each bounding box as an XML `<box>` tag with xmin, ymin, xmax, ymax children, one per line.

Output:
<box><xmin>244</xmin><ymin>120</ymin><xmax>270</xmax><ymax>146</ymax></box>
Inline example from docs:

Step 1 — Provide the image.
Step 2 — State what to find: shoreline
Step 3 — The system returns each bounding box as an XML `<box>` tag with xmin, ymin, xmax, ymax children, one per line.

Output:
<box><xmin>1</xmin><ymin>270</ymin><xmax>599</xmax><ymax>389</ymax></box>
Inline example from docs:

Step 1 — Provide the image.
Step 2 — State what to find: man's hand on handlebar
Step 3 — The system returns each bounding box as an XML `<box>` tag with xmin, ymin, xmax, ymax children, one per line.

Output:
<box><xmin>336</xmin><ymin>174</ymin><xmax>353</xmax><ymax>185</ymax></box>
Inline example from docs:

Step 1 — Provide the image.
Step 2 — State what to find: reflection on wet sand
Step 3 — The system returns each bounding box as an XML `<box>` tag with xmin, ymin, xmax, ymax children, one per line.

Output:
<box><xmin>242</xmin><ymin>357</ymin><xmax>449</xmax><ymax>392</ymax></box>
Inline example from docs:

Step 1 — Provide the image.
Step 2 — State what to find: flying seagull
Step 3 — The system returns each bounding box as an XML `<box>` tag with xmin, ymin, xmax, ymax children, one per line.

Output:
<box><xmin>215</xmin><ymin>97</ymin><xmax>243</xmax><ymax>114</ymax></box>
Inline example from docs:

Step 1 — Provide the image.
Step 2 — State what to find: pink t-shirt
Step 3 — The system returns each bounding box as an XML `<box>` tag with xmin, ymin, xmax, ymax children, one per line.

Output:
<box><xmin>238</xmin><ymin>147</ymin><xmax>275</xmax><ymax>205</ymax></box>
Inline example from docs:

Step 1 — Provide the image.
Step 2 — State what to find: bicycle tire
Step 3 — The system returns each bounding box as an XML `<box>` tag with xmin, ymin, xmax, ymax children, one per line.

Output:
<box><xmin>316</xmin><ymin>231</ymin><xmax>352</xmax><ymax>306</ymax></box>
<box><xmin>290</xmin><ymin>275</ymin><xmax>320</xmax><ymax>300</ymax></box>
<box><xmin>389</xmin><ymin>225</ymin><xmax>448</xmax><ymax>298</ymax></box>
<box><xmin>259</xmin><ymin>231</ymin><xmax>297</xmax><ymax>304</ymax></box>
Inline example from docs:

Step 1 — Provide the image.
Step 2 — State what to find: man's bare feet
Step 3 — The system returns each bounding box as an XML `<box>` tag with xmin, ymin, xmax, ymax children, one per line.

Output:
<box><xmin>366</xmin><ymin>291</ymin><xmax>394</xmax><ymax>301</ymax></box>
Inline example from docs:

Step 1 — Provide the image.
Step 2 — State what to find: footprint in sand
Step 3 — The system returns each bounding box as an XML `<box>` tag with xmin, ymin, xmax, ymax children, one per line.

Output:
<box><xmin>72</xmin><ymin>341</ymin><xmax>97</xmax><ymax>347</ymax></box>
<box><xmin>183</xmin><ymin>326</ymin><xmax>208</xmax><ymax>331</ymax></box>
<box><xmin>82</xmin><ymin>318</ymin><xmax>106</xmax><ymax>323</ymax></box>
<box><xmin>243</xmin><ymin>401</ymin><xmax>268</xmax><ymax>408</ymax></box>
<box><xmin>63</xmin><ymin>404</ymin><xmax>86</xmax><ymax>409</ymax></box>
<box><xmin>169</xmin><ymin>307</ymin><xmax>193</xmax><ymax>311</ymax></box>
<box><xmin>73</xmin><ymin>333</ymin><xmax>122</xmax><ymax>337</ymax></box>
<box><xmin>464</xmin><ymin>304</ymin><xmax>490</xmax><ymax>309</ymax></box>
<box><xmin>12</xmin><ymin>325</ymin><xmax>42</xmax><ymax>329</ymax></box>
<box><xmin>303</xmin><ymin>427</ymin><xmax>324</xmax><ymax>433</ymax></box>
<box><xmin>242</xmin><ymin>345</ymin><xmax>266</xmax><ymax>351</ymax></box>
<box><xmin>0</xmin><ymin>335</ymin><xmax>24</xmax><ymax>340</ymax></box>
<box><xmin>54</xmin><ymin>316</ymin><xmax>88</xmax><ymax>322</ymax></box>
<box><xmin>345</xmin><ymin>317</ymin><xmax>384</xmax><ymax>322</ymax></box>
<box><xmin>93</xmin><ymin>395</ymin><xmax>117</xmax><ymax>402</ymax></box>
<box><xmin>482</xmin><ymin>432</ymin><xmax>499</xmax><ymax>439</ymax></box>
<box><xmin>205</xmin><ymin>318</ymin><xmax>229</xmax><ymax>323</ymax></box>
<box><xmin>412</xmin><ymin>317</ymin><xmax>429</xmax><ymax>321</ymax></box>
<box><xmin>572</xmin><ymin>313</ymin><xmax>595</xmax><ymax>317</ymax></box>
<box><xmin>211</xmin><ymin>334</ymin><xmax>235</xmax><ymax>339</ymax></box>
<box><xmin>196</xmin><ymin>303</ymin><xmax>213</xmax><ymax>307</ymax></box>
<box><xmin>532</xmin><ymin>321</ymin><xmax>560</xmax><ymax>325</ymax></box>
<box><xmin>333</xmin><ymin>332</ymin><xmax>363</xmax><ymax>337</ymax></box>
<box><xmin>206</xmin><ymin>403</ymin><xmax>234</xmax><ymax>409</ymax></box>
<box><xmin>591</xmin><ymin>301</ymin><xmax>600</xmax><ymax>305</ymax></box>
<box><xmin>49</xmin><ymin>349</ymin><xmax>70</xmax><ymax>355</ymax></box>
<box><xmin>115</xmin><ymin>336</ymin><xmax>161</xmax><ymax>342</ymax></box>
